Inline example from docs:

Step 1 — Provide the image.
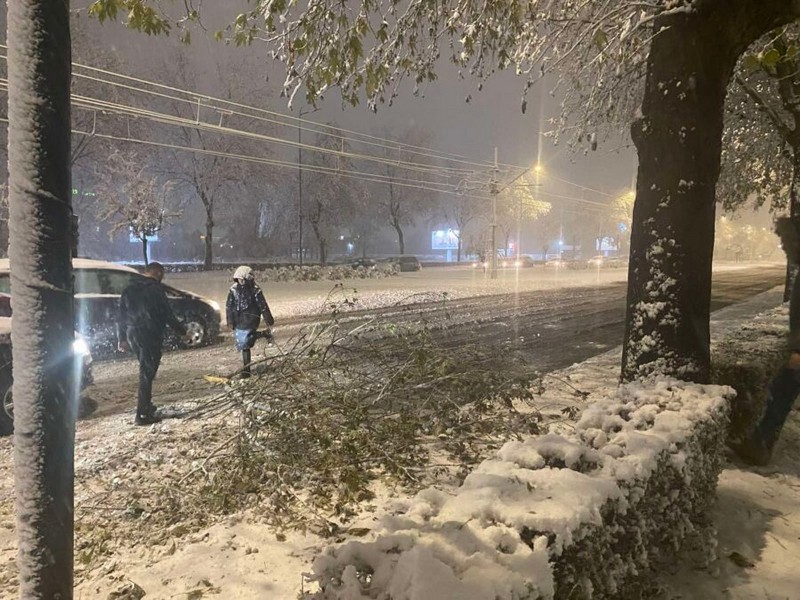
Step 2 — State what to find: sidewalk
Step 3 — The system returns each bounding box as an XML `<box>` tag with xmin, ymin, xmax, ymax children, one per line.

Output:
<box><xmin>658</xmin><ymin>288</ymin><xmax>800</xmax><ymax>599</ymax></box>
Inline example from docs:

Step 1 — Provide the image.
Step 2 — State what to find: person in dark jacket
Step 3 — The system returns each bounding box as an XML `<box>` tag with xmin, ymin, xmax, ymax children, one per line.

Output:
<box><xmin>118</xmin><ymin>262</ymin><xmax>187</xmax><ymax>425</ymax></box>
<box><xmin>226</xmin><ymin>265</ymin><xmax>275</xmax><ymax>377</ymax></box>
<box><xmin>735</xmin><ymin>217</ymin><xmax>800</xmax><ymax>465</ymax></box>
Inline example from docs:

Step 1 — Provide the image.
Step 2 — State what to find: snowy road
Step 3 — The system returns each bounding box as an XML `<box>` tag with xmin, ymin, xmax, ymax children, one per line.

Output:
<box><xmin>84</xmin><ymin>263</ymin><xmax>785</xmax><ymax>420</ymax></box>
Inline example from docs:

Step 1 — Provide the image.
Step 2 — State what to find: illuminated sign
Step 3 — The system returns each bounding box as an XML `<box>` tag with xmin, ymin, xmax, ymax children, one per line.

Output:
<box><xmin>431</xmin><ymin>229</ymin><xmax>459</xmax><ymax>250</ymax></box>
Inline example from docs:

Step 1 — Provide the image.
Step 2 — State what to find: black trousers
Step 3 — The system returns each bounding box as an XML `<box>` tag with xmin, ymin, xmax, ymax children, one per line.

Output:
<box><xmin>128</xmin><ymin>328</ymin><xmax>163</xmax><ymax>417</ymax></box>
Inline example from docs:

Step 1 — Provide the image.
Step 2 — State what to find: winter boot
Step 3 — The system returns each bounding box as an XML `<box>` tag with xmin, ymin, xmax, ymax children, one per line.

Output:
<box><xmin>135</xmin><ymin>412</ymin><xmax>163</xmax><ymax>426</ymax></box>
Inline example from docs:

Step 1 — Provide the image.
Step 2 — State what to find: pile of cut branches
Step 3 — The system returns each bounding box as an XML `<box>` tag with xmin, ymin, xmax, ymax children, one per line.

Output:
<box><xmin>165</xmin><ymin>287</ymin><xmax>544</xmax><ymax>534</ymax></box>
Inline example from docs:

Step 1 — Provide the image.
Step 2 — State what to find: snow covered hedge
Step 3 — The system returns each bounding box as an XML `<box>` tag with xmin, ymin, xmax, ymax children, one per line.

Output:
<box><xmin>711</xmin><ymin>306</ymin><xmax>787</xmax><ymax>444</ymax></box>
<box><xmin>253</xmin><ymin>263</ymin><xmax>399</xmax><ymax>283</ymax></box>
<box><xmin>306</xmin><ymin>378</ymin><xmax>732</xmax><ymax>599</ymax></box>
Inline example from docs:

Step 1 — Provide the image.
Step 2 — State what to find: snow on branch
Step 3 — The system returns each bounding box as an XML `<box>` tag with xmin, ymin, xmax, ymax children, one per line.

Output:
<box><xmin>89</xmin><ymin>0</ymin><xmax>704</xmax><ymax>149</ymax></box>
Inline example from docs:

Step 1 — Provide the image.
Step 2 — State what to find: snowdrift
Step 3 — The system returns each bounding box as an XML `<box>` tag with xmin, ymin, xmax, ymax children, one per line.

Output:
<box><xmin>306</xmin><ymin>378</ymin><xmax>732</xmax><ymax>599</ymax></box>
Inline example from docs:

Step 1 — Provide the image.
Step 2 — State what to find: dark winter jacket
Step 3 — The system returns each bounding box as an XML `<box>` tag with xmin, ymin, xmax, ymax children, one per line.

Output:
<box><xmin>118</xmin><ymin>277</ymin><xmax>186</xmax><ymax>345</ymax></box>
<box><xmin>226</xmin><ymin>282</ymin><xmax>274</xmax><ymax>331</ymax></box>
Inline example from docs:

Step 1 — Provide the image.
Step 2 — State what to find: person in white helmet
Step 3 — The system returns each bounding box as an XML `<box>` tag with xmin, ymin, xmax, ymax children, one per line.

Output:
<box><xmin>226</xmin><ymin>266</ymin><xmax>274</xmax><ymax>376</ymax></box>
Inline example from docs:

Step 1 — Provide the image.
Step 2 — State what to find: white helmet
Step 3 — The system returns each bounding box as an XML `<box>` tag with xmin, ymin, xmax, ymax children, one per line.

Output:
<box><xmin>233</xmin><ymin>265</ymin><xmax>254</xmax><ymax>282</ymax></box>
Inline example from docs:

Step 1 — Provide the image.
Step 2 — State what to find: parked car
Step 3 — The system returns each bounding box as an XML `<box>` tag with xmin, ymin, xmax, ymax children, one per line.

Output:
<box><xmin>0</xmin><ymin>311</ymin><xmax>93</xmax><ymax>435</ymax></box>
<box><xmin>0</xmin><ymin>259</ymin><xmax>222</xmax><ymax>355</ymax></box>
<box><xmin>386</xmin><ymin>256</ymin><xmax>422</xmax><ymax>272</ymax></box>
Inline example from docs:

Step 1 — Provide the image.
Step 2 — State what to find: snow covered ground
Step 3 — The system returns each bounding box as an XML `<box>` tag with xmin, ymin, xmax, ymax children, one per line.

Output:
<box><xmin>0</xmin><ymin>276</ymin><xmax>796</xmax><ymax>599</ymax></box>
<box><xmin>167</xmin><ymin>262</ymin><xmax>770</xmax><ymax>320</ymax></box>
<box><xmin>168</xmin><ymin>263</ymin><xmax>632</xmax><ymax>319</ymax></box>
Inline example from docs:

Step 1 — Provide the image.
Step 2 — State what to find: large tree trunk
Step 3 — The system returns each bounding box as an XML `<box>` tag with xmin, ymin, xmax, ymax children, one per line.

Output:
<box><xmin>8</xmin><ymin>0</ymin><xmax>76</xmax><ymax>597</ymax></box>
<box><xmin>622</xmin><ymin>12</ymin><xmax>740</xmax><ymax>383</ymax></box>
<box><xmin>621</xmin><ymin>4</ymin><xmax>797</xmax><ymax>383</ymax></box>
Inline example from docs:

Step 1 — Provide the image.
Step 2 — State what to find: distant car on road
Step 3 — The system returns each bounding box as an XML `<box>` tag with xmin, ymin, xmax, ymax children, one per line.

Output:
<box><xmin>587</xmin><ymin>255</ymin><xmax>627</xmax><ymax>268</ymax></box>
<box><xmin>473</xmin><ymin>257</ymin><xmax>536</xmax><ymax>270</ymax></box>
<box><xmin>500</xmin><ymin>256</ymin><xmax>536</xmax><ymax>268</ymax></box>
<box><xmin>587</xmin><ymin>255</ymin><xmax>606</xmax><ymax>267</ymax></box>
<box><xmin>545</xmin><ymin>257</ymin><xmax>567</xmax><ymax>268</ymax></box>
<box><xmin>0</xmin><ymin>310</ymin><xmax>93</xmax><ymax>435</ymax></box>
<box><xmin>385</xmin><ymin>256</ymin><xmax>422</xmax><ymax>272</ymax></box>
<box><xmin>0</xmin><ymin>258</ymin><xmax>221</xmax><ymax>355</ymax></box>
<box><xmin>335</xmin><ymin>257</ymin><xmax>377</xmax><ymax>269</ymax></box>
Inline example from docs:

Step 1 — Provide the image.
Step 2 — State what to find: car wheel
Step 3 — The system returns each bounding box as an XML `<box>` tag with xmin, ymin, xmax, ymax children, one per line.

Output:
<box><xmin>182</xmin><ymin>314</ymin><xmax>207</xmax><ymax>349</ymax></box>
<box><xmin>0</xmin><ymin>371</ymin><xmax>13</xmax><ymax>436</ymax></box>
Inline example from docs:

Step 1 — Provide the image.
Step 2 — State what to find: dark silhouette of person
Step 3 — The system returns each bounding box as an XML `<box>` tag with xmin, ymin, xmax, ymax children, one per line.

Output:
<box><xmin>118</xmin><ymin>262</ymin><xmax>186</xmax><ymax>425</ymax></box>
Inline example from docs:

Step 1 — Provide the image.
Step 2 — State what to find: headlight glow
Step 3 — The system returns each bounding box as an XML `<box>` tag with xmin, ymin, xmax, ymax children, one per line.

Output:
<box><xmin>72</xmin><ymin>337</ymin><xmax>90</xmax><ymax>357</ymax></box>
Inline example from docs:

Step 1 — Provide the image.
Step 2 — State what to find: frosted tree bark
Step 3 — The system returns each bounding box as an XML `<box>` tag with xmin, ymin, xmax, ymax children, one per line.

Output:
<box><xmin>621</xmin><ymin>1</ymin><xmax>800</xmax><ymax>383</ymax></box>
<box><xmin>7</xmin><ymin>0</ymin><xmax>75</xmax><ymax>597</ymax></box>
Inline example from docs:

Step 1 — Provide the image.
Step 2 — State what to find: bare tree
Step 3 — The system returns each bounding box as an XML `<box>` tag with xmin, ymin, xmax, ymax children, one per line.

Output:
<box><xmin>496</xmin><ymin>176</ymin><xmax>551</xmax><ymax>257</ymax></box>
<box><xmin>95</xmin><ymin>151</ymin><xmax>180</xmax><ymax>263</ymax></box>
<box><xmin>350</xmin><ymin>181</ymin><xmax>382</xmax><ymax>258</ymax></box>
<box><xmin>609</xmin><ymin>191</ymin><xmax>635</xmax><ymax>255</ymax></box>
<box><xmin>440</xmin><ymin>194</ymin><xmax>486</xmax><ymax>263</ymax></box>
<box><xmin>379</xmin><ymin>127</ymin><xmax>432</xmax><ymax>254</ymax></box>
<box><xmin>303</xmin><ymin>126</ymin><xmax>355</xmax><ymax>265</ymax></box>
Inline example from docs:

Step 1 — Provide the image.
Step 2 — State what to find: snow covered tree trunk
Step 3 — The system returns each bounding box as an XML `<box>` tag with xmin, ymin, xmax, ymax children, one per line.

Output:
<box><xmin>622</xmin><ymin>2</ymin><xmax>800</xmax><ymax>383</ymax></box>
<box><xmin>7</xmin><ymin>0</ymin><xmax>75</xmax><ymax>597</ymax></box>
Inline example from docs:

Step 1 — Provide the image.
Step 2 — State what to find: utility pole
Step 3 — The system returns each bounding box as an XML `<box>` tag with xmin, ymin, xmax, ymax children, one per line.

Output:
<box><xmin>297</xmin><ymin>110</ymin><xmax>305</xmax><ymax>265</ymax></box>
<box><xmin>297</xmin><ymin>107</ymin><xmax>318</xmax><ymax>265</ymax></box>
<box><xmin>490</xmin><ymin>147</ymin><xmax>499</xmax><ymax>279</ymax></box>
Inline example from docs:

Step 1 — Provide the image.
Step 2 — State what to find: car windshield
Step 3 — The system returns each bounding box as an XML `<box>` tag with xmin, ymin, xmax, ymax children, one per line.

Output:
<box><xmin>75</xmin><ymin>269</ymin><xmax>140</xmax><ymax>295</ymax></box>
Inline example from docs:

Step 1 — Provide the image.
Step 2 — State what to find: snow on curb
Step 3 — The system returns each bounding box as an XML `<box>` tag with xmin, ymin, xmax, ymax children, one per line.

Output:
<box><xmin>305</xmin><ymin>378</ymin><xmax>732</xmax><ymax>599</ymax></box>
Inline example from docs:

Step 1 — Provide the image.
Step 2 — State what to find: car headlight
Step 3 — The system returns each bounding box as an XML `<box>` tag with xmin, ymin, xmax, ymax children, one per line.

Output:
<box><xmin>208</xmin><ymin>300</ymin><xmax>221</xmax><ymax>312</ymax></box>
<box><xmin>72</xmin><ymin>336</ymin><xmax>90</xmax><ymax>358</ymax></box>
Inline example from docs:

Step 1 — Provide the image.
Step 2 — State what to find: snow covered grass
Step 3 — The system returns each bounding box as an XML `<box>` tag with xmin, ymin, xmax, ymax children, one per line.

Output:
<box><xmin>306</xmin><ymin>378</ymin><xmax>733</xmax><ymax>599</ymax></box>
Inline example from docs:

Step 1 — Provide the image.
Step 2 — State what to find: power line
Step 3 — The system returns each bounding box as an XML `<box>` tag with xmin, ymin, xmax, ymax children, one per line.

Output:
<box><xmin>0</xmin><ymin>49</ymin><xmax>620</xmax><ymax>201</ymax></box>
<box><xmin>0</xmin><ymin>46</ymin><xmax>499</xmax><ymax>175</ymax></box>
<box><xmin>0</xmin><ymin>77</ymin><xmax>467</xmax><ymax>188</ymax></box>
